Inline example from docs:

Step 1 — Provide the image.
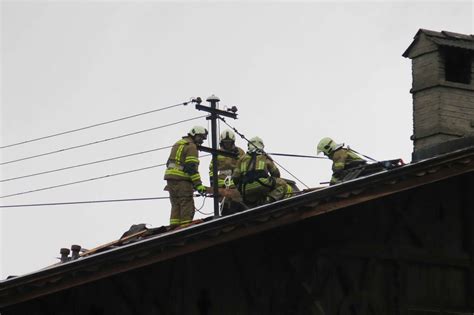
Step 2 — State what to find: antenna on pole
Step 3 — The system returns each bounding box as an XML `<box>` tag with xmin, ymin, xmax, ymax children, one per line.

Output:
<box><xmin>195</xmin><ymin>95</ymin><xmax>238</xmax><ymax>218</ymax></box>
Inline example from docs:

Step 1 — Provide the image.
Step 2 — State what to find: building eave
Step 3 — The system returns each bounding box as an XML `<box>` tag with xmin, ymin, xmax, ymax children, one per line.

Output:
<box><xmin>1</xmin><ymin>145</ymin><xmax>474</xmax><ymax>308</ymax></box>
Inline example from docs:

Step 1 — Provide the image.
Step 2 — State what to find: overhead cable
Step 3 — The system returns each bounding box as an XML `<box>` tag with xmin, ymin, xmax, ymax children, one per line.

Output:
<box><xmin>0</xmin><ymin>184</ymin><xmax>319</xmax><ymax>208</ymax></box>
<box><xmin>218</xmin><ymin>117</ymin><xmax>310</xmax><ymax>189</ymax></box>
<box><xmin>194</xmin><ymin>196</ymin><xmax>213</xmax><ymax>215</ymax></box>
<box><xmin>267</xmin><ymin>152</ymin><xmax>328</xmax><ymax>160</ymax></box>
<box><xmin>0</xmin><ymin>195</ymin><xmax>203</xmax><ymax>208</ymax></box>
<box><xmin>0</xmin><ymin>154</ymin><xmax>211</xmax><ymax>199</ymax></box>
<box><xmin>0</xmin><ymin>145</ymin><xmax>174</xmax><ymax>183</ymax></box>
<box><xmin>347</xmin><ymin>147</ymin><xmax>379</xmax><ymax>162</ymax></box>
<box><xmin>1</xmin><ymin>115</ymin><xmax>207</xmax><ymax>166</ymax></box>
<box><xmin>271</xmin><ymin>160</ymin><xmax>310</xmax><ymax>189</ymax></box>
<box><xmin>0</xmin><ymin>100</ymin><xmax>194</xmax><ymax>149</ymax></box>
<box><xmin>0</xmin><ymin>163</ymin><xmax>166</xmax><ymax>199</ymax></box>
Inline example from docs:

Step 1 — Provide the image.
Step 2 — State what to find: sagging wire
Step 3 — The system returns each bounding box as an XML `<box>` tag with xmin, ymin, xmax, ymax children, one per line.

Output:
<box><xmin>217</xmin><ymin>117</ymin><xmax>311</xmax><ymax>189</ymax></box>
<box><xmin>0</xmin><ymin>163</ymin><xmax>167</xmax><ymax>199</ymax></box>
<box><xmin>272</xmin><ymin>160</ymin><xmax>310</xmax><ymax>189</ymax></box>
<box><xmin>194</xmin><ymin>196</ymin><xmax>213</xmax><ymax>215</ymax></box>
<box><xmin>0</xmin><ymin>154</ymin><xmax>212</xmax><ymax>199</ymax></box>
<box><xmin>267</xmin><ymin>152</ymin><xmax>327</xmax><ymax>160</ymax></box>
<box><xmin>1</xmin><ymin>115</ymin><xmax>207</xmax><ymax>166</ymax></box>
<box><xmin>0</xmin><ymin>196</ymin><xmax>171</xmax><ymax>208</ymax></box>
<box><xmin>0</xmin><ymin>99</ymin><xmax>198</xmax><ymax>150</ymax></box>
<box><xmin>1</xmin><ymin>145</ymin><xmax>174</xmax><ymax>183</ymax></box>
<box><xmin>0</xmin><ymin>194</ymin><xmax>208</xmax><ymax>208</ymax></box>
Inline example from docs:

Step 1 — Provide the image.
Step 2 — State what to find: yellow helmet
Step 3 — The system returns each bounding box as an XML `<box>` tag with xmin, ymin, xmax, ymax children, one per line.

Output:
<box><xmin>317</xmin><ymin>137</ymin><xmax>338</xmax><ymax>155</ymax></box>
<box><xmin>248</xmin><ymin>136</ymin><xmax>264</xmax><ymax>153</ymax></box>
<box><xmin>220</xmin><ymin>129</ymin><xmax>236</xmax><ymax>142</ymax></box>
<box><xmin>189</xmin><ymin>125</ymin><xmax>208</xmax><ymax>137</ymax></box>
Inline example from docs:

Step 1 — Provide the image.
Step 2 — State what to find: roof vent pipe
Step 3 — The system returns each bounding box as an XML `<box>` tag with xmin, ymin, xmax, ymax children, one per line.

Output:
<box><xmin>60</xmin><ymin>248</ymin><xmax>70</xmax><ymax>263</ymax></box>
<box><xmin>71</xmin><ymin>245</ymin><xmax>81</xmax><ymax>260</ymax></box>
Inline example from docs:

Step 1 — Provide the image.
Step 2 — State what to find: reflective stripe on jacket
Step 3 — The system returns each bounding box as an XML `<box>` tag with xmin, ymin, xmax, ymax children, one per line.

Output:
<box><xmin>233</xmin><ymin>153</ymin><xmax>280</xmax><ymax>192</ymax></box>
<box><xmin>330</xmin><ymin>148</ymin><xmax>365</xmax><ymax>184</ymax></box>
<box><xmin>209</xmin><ymin>146</ymin><xmax>245</xmax><ymax>188</ymax></box>
<box><xmin>331</xmin><ymin>148</ymin><xmax>363</xmax><ymax>171</ymax></box>
<box><xmin>164</xmin><ymin>136</ymin><xmax>202</xmax><ymax>186</ymax></box>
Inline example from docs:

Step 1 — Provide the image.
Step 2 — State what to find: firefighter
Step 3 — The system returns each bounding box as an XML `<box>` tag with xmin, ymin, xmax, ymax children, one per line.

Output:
<box><xmin>209</xmin><ymin>129</ymin><xmax>245</xmax><ymax>215</ymax></box>
<box><xmin>316</xmin><ymin>137</ymin><xmax>366</xmax><ymax>185</ymax></box>
<box><xmin>233</xmin><ymin>137</ymin><xmax>292</xmax><ymax>207</ymax></box>
<box><xmin>164</xmin><ymin>126</ymin><xmax>208</xmax><ymax>227</ymax></box>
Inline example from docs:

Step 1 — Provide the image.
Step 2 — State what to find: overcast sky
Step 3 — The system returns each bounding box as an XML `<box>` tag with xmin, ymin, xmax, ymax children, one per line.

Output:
<box><xmin>1</xmin><ymin>1</ymin><xmax>472</xmax><ymax>279</ymax></box>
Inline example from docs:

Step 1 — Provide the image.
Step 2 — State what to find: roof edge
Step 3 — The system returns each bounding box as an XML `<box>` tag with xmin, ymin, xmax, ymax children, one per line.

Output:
<box><xmin>2</xmin><ymin>146</ymin><xmax>474</xmax><ymax>308</ymax></box>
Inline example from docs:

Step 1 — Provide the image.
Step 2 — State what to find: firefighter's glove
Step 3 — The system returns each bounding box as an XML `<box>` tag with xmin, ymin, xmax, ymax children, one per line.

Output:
<box><xmin>195</xmin><ymin>184</ymin><xmax>207</xmax><ymax>196</ymax></box>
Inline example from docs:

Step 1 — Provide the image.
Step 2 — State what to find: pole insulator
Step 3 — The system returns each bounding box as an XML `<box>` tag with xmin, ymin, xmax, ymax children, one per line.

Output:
<box><xmin>206</xmin><ymin>94</ymin><xmax>220</xmax><ymax>102</ymax></box>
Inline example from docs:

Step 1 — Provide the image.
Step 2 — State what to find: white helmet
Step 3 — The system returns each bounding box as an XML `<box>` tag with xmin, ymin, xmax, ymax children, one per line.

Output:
<box><xmin>220</xmin><ymin>129</ymin><xmax>235</xmax><ymax>142</ymax></box>
<box><xmin>317</xmin><ymin>137</ymin><xmax>343</xmax><ymax>155</ymax></box>
<box><xmin>189</xmin><ymin>125</ymin><xmax>208</xmax><ymax>137</ymax></box>
<box><xmin>248</xmin><ymin>136</ymin><xmax>264</xmax><ymax>153</ymax></box>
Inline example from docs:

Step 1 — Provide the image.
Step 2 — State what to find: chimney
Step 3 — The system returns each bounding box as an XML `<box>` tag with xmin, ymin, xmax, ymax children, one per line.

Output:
<box><xmin>403</xmin><ymin>29</ymin><xmax>474</xmax><ymax>161</ymax></box>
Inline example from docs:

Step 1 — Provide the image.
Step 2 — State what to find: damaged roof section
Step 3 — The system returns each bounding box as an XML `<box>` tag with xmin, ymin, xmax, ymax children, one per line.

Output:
<box><xmin>1</xmin><ymin>145</ymin><xmax>474</xmax><ymax>308</ymax></box>
<box><xmin>79</xmin><ymin>220</ymin><xmax>211</xmax><ymax>258</ymax></box>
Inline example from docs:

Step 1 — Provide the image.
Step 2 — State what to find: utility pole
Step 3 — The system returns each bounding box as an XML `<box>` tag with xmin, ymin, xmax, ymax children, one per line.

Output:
<box><xmin>208</xmin><ymin>95</ymin><xmax>220</xmax><ymax>217</ymax></box>
<box><xmin>195</xmin><ymin>95</ymin><xmax>238</xmax><ymax>217</ymax></box>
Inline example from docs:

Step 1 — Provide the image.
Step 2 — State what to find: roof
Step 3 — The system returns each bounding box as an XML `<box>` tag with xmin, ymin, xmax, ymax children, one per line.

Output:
<box><xmin>403</xmin><ymin>29</ymin><xmax>474</xmax><ymax>57</ymax></box>
<box><xmin>1</xmin><ymin>145</ymin><xmax>474</xmax><ymax>308</ymax></box>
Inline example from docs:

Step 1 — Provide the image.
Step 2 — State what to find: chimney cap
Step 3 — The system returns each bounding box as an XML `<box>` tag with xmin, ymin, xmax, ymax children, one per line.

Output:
<box><xmin>403</xmin><ymin>28</ymin><xmax>474</xmax><ymax>58</ymax></box>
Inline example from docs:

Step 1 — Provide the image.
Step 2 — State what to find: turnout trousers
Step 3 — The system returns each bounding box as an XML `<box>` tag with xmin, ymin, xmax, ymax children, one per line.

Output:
<box><xmin>242</xmin><ymin>177</ymin><xmax>290</xmax><ymax>207</ymax></box>
<box><xmin>165</xmin><ymin>180</ymin><xmax>195</xmax><ymax>226</ymax></box>
<box><xmin>268</xmin><ymin>178</ymin><xmax>291</xmax><ymax>201</ymax></box>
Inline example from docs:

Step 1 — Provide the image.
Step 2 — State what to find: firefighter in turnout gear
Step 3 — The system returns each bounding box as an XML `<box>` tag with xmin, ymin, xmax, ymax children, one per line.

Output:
<box><xmin>233</xmin><ymin>137</ymin><xmax>292</xmax><ymax>207</ymax></box>
<box><xmin>317</xmin><ymin>137</ymin><xmax>366</xmax><ymax>185</ymax></box>
<box><xmin>164</xmin><ymin>126</ymin><xmax>208</xmax><ymax>227</ymax></box>
<box><xmin>209</xmin><ymin>129</ymin><xmax>245</xmax><ymax>215</ymax></box>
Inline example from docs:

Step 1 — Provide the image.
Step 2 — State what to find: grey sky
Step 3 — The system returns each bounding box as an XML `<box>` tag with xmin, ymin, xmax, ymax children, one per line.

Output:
<box><xmin>1</xmin><ymin>1</ymin><xmax>472</xmax><ymax>278</ymax></box>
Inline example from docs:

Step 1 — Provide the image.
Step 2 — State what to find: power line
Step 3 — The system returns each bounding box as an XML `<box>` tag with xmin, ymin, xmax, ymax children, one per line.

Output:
<box><xmin>0</xmin><ymin>195</ymin><xmax>204</xmax><ymax>208</ymax></box>
<box><xmin>194</xmin><ymin>196</ymin><xmax>213</xmax><ymax>215</ymax></box>
<box><xmin>0</xmin><ymin>163</ymin><xmax>166</xmax><ymax>199</ymax></box>
<box><xmin>0</xmin><ymin>145</ymin><xmax>174</xmax><ymax>183</ymax></box>
<box><xmin>272</xmin><ymin>159</ymin><xmax>310</xmax><ymax>189</ymax></box>
<box><xmin>217</xmin><ymin>117</ymin><xmax>310</xmax><ymax>189</ymax></box>
<box><xmin>0</xmin><ymin>100</ymin><xmax>194</xmax><ymax>149</ymax></box>
<box><xmin>267</xmin><ymin>152</ymin><xmax>327</xmax><ymax>160</ymax></box>
<box><xmin>347</xmin><ymin>147</ymin><xmax>378</xmax><ymax>162</ymax></box>
<box><xmin>0</xmin><ymin>154</ymin><xmax>211</xmax><ymax>199</ymax></box>
<box><xmin>0</xmin><ymin>190</ymin><xmax>316</xmax><ymax>209</ymax></box>
<box><xmin>1</xmin><ymin>115</ymin><xmax>207</xmax><ymax>166</ymax></box>
<box><xmin>0</xmin><ymin>197</ymin><xmax>170</xmax><ymax>208</ymax></box>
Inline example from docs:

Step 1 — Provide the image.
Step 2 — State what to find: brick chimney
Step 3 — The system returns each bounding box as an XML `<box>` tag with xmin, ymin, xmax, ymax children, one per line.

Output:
<box><xmin>403</xmin><ymin>29</ymin><xmax>474</xmax><ymax>161</ymax></box>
